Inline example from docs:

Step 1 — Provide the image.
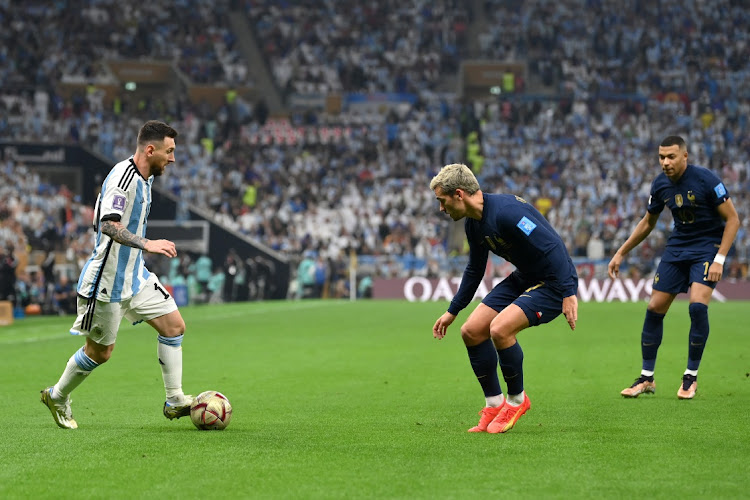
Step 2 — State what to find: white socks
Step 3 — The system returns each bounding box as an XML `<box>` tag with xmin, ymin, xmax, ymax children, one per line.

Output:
<box><xmin>51</xmin><ymin>337</ymin><xmax>187</xmax><ymax>404</ymax></box>
<box><xmin>487</xmin><ymin>392</ymin><xmax>527</xmax><ymax>407</ymax></box>
<box><xmin>485</xmin><ymin>395</ymin><xmax>505</xmax><ymax>408</ymax></box>
<box><xmin>157</xmin><ymin>335</ymin><xmax>185</xmax><ymax>402</ymax></box>
<box><xmin>53</xmin><ymin>347</ymin><xmax>99</xmax><ymax>400</ymax></box>
<box><xmin>506</xmin><ymin>391</ymin><xmax>525</xmax><ymax>406</ymax></box>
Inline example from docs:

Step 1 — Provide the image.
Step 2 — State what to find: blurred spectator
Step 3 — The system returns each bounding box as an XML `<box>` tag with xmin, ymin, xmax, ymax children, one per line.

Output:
<box><xmin>193</xmin><ymin>254</ymin><xmax>214</xmax><ymax>300</ymax></box>
<box><xmin>358</xmin><ymin>275</ymin><xmax>373</xmax><ymax>299</ymax></box>
<box><xmin>296</xmin><ymin>251</ymin><xmax>316</xmax><ymax>299</ymax></box>
<box><xmin>586</xmin><ymin>232</ymin><xmax>605</xmax><ymax>260</ymax></box>
<box><xmin>207</xmin><ymin>267</ymin><xmax>226</xmax><ymax>304</ymax></box>
<box><xmin>52</xmin><ymin>274</ymin><xmax>77</xmax><ymax>315</ymax></box>
<box><xmin>222</xmin><ymin>248</ymin><xmax>246</xmax><ymax>302</ymax></box>
<box><xmin>0</xmin><ymin>245</ymin><xmax>18</xmax><ymax>302</ymax></box>
<box><xmin>313</xmin><ymin>255</ymin><xmax>328</xmax><ymax>298</ymax></box>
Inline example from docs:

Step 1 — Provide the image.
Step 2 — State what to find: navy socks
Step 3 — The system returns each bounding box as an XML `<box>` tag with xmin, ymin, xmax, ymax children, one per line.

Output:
<box><xmin>466</xmin><ymin>339</ymin><xmax>502</xmax><ymax>398</ymax></box>
<box><xmin>498</xmin><ymin>342</ymin><xmax>524</xmax><ymax>396</ymax></box>
<box><xmin>687</xmin><ymin>303</ymin><xmax>709</xmax><ymax>371</ymax></box>
<box><xmin>641</xmin><ymin>309</ymin><xmax>665</xmax><ymax>372</ymax></box>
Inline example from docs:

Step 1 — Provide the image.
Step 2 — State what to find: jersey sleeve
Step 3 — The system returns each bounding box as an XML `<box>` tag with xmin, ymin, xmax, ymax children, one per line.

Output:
<box><xmin>543</xmin><ymin>247</ymin><xmax>579</xmax><ymax>297</ymax></box>
<box><xmin>704</xmin><ymin>171</ymin><xmax>730</xmax><ymax>207</ymax></box>
<box><xmin>99</xmin><ymin>183</ymin><xmax>129</xmax><ymax>224</ymax></box>
<box><xmin>647</xmin><ymin>177</ymin><xmax>665</xmax><ymax>215</ymax></box>
<box><xmin>448</xmin><ymin>222</ymin><xmax>488</xmax><ymax>316</ymax></box>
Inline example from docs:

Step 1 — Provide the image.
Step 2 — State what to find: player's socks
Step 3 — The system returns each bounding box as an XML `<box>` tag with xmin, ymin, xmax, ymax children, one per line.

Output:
<box><xmin>506</xmin><ymin>391</ymin><xmax>525</xmax><ymax>406</ymax></box>
<box><xmin>486</xmin><ymin>394</ymin><xmax>505</xmax><ymax>407</ymax></box>
<box><xmin>466</xmin><ymin>339</ymin><xmax>503</xmax><ymax>399</ymax></box>
<box><xmin>158</xmin><ymin>334</ymin><xmax>186</xmax><ymax>402</ymax></box>
<box><xmin>687</xmin><ymin>303</ymin><xmax>709</xmax><ymax>371</ymax></box>
<box><xmin>498</xmin><ymin>341</ymin><xmax>524</xmax><ymax>396</ymax></box>
<box><xmin>641</xmin><ymin>310</ymin><xmax>665</xmax><ymax>372</ymax></box>
<box><xmin>53</xmin><ymin>347</ymin><xmax>99</xmax><ymax>399</ymax></box>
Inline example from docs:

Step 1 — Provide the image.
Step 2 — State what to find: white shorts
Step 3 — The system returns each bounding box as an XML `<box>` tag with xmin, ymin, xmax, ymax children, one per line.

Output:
<box><xmin>70</xmin><ymin>274</ymin><xmax>178</xmax><ymax>346</ymax></box>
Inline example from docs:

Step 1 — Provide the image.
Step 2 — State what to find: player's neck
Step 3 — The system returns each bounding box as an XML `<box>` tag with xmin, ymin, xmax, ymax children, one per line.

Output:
<box><xmin>667</xmin><ymin>165</ymin><xmax>688</xmax><ymax>183</ymax></box>
<box><xmin>132</xmin><ymin>152</ymin><xmax>150</xmax><ymax>179</ymax></box>
<box><xmin>465</xmin><ymin>190</ymin><xmax>484</xmax><ymax>220</ymax></box>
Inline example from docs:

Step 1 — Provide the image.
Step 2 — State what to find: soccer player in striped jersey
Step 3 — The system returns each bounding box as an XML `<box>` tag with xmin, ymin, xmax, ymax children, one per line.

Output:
<box><xmin>609</xmin><ymin>135</ymin><xmax>740</xmax><ymax>400</ymax></box>
<box><xmin>430</xmin><ymin>163</ymin><xmax>579</xmax><ymax>434</ymax></box>
<box><xmin>41</xmin><ymin>120</ymin><xmax>194</xmax><ymax>429</ymax></box>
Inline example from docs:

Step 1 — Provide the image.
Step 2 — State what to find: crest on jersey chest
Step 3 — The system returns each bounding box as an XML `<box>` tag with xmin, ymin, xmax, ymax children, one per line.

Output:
<box><xmin>484</xmin><ymin>235</ymin><xmax>510</xmax><ymax>253</ymax></box>
<box><xmin>484</xmin><ymin>235</ymin><xmax>497</xmax><ymax>251</ymax></box>
<box><xmin>675</xmin><ymin>194</ymin><xmax>683</xmax><ymax>207</ymax></box>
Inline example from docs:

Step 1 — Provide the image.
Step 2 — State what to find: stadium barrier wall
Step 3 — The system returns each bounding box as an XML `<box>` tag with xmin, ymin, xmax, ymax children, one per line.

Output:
<box><xmin>373</xmin><ymin>277</ymin><xmax>750</xmax><ymax>303</ymax></box>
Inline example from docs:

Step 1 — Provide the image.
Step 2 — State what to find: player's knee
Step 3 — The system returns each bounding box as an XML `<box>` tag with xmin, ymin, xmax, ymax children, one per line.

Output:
<box><xmin>95</xmin><ymin>351</ymin><xmax>112</xmax><ymax>364</ymax></box>
<box><xmin>166</xmin><ymin>319</ymin><xmax>186</xmax><ymax>337</ymax></box>
<box><xmin>459</xmin><ymin>323</ymin><xmax>485</xmax><ymax>345</ymax></box>
<box><xmin>488</xmin><ymin>324</ymin><xmax>514</xmax><ymax>346</ymax></box>
<box><xmin>85</xmin><ymin>343</ymin><xmax>114</xmax><ymax>364</ymax></box>
<box><xmin>688</xmin><ymin>302</ymin><xmax>708</xmax><ymax>320</ymax></box>
<box><xmin>646</xmin><ymin>293</ymin><xmax>673</xmax><ymax>315</ymax></box>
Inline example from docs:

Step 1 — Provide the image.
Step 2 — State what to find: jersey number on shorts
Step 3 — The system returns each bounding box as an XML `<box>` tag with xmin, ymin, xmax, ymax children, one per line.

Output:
<box><xmin>155</xmin><ymin>283</ymin><xmax>170</xmax><ymax>300</ymax></box>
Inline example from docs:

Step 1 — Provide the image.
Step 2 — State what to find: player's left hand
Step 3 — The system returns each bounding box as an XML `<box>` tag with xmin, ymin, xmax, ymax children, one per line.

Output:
<box><xmin>707</xmin><ymin>261</ymin><xmax>724</xmax><ymax>282</ymax></box>
<box><xmin>433</xmin><ymin>312</ymin><xmax>456</xmax><ymax>340</ymax></box>
<box><xmin>562</xmin><ymin>295</ymin><xmax>578</xmax><ymax>331</ymax></box>
<box><xmin>607</xmin><ymin>254</ymin><xmax>623</xmax><ymax>279</ymax></box>
<box><xmin>144</xmin><ymin>239</ymin><xmax>177</xmax><ymax>258</ymax></box>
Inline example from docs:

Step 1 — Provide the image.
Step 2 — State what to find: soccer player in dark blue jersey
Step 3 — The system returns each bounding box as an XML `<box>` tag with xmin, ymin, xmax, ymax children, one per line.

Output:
<box><xmin>609</xmin><ymin>136</ymin><xmax>740</xmax><ymax>399</ymax></box>
<box><xmin>430</xmin><ymin>163</ymin><xmax>579</xmax><ymax>434</ymax></box>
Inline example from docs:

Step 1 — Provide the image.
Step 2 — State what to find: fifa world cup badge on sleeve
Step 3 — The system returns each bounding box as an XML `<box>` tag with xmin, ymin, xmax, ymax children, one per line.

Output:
<box><xmin>112</xmin><ymin>195</ymin><xmax>127</xmax><ymax>211</ymax></box>
<box><xmin>517</xmin><ymin>216</ymin><xmax>537</xmax><ymax>236</ymax></box>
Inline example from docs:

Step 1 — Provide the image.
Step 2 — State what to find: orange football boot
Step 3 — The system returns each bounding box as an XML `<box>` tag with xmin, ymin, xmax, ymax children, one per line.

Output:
<box><xmin>487</xmin><ymin>393</ymin><xmax>530</xmax><ymax>434</ymax></box>
<box><xmin>468</xmin><ymin>404</ymin><xmax>504</xmax><ymax>432</ymax></box>
<box><xmin>677</xmin><ymin>374</ymin><xmax>697</xmax><ymax>399</ymax></box>
<box><xmin>621</xmin><ymin>375</ymin><xmax>656</xmax><ymax>398</ymax></box>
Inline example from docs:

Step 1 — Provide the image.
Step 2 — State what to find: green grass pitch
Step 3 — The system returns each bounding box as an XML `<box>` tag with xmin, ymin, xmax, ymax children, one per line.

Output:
<box><xmin>2</xmin><ymin>299</ymin><xmax>748</xmax><ymax>498</ymax></box>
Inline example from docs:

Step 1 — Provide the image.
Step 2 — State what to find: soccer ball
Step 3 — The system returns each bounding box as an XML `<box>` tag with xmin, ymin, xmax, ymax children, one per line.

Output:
<box><xmin>190</xmin><ymin>391</ymin><xmax>232</xmax><ymax>430</ymax></box>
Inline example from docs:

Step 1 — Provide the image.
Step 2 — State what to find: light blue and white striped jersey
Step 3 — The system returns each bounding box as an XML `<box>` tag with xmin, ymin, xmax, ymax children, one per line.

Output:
<box><xmin>77</xmin><ymin>157</ymin><xmax>153</xmax><ymax>302</ymax></box>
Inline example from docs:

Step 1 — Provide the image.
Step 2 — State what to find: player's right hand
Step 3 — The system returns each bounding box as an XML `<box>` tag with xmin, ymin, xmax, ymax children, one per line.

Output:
<box><xmin>563</xmin><ymin>294</ymin><xmax>578</xmax><ymax>331</ymax></box>
<box><xmin>608</xmin><ymin>253</ymin><xmax>623</xmax><ymax>279</ymax></box>
<box><xmin>433</xmin><ymin>312</ymin><xmax>456</xmax><ymax>340</ymax></box>
<box><xmin>144</xmin><ymin>239</ymin><xmax>177</xmax><ymax>258</ymax></box>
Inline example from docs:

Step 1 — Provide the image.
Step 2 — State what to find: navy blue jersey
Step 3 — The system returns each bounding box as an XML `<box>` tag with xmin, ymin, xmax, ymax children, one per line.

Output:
<box><xmin>448</xmin><ymin>193</ymin><xmax>578</xmax><ymax>315</ymax></box>
<box><xmin>647</xmin><ymin>164</ymin><xmax>729</xmax><ymax>262</ymax></box>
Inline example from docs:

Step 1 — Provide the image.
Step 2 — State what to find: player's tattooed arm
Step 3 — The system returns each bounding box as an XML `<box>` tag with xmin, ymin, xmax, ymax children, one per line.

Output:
<box><xmin>101</xmin><ymin>220</ymin><xmax>147</xmax><ymax>249</ymax></box>
<box><xmin>100</xmin><ymin>220</ymin><xmax>177</xmax><ymax>258</ymax></box>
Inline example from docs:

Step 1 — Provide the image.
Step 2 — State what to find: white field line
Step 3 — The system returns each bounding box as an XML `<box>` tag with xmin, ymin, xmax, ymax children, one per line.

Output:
<box><xmin>0</xmin><ymin>301</ymin><xmax>350</xmax><ymax>345</ymax></box>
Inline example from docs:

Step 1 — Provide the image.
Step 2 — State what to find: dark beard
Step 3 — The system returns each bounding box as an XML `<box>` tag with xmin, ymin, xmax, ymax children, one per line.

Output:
<box><xmin>150</xmin><ymin>164</ymin><xmax>165</xmax><ymax>177</ymax></box>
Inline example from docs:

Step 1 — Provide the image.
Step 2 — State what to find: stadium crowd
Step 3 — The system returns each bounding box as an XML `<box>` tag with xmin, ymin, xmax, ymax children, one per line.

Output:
<box><xmin>478</xmin><ymin>0</ymin><xmax>749</xmax><ymax>98</ymax></box>
<box><xmin>1</xmin><ymin>0</ymin><xmax>749</xmax><ymax>313</ymax></box>
<box><xmin>0</xmin><ymin>0</ymin><xmax>247</xmax><ymax>89</ymax></box>
<box><xmin>245</xmin><ymin>0</ymin><xmax>470</xmax><ymax>95</ymax></box>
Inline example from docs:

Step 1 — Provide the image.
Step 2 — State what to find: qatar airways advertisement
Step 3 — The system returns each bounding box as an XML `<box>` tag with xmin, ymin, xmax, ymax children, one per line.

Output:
<box><xmin>373</xmin><ymin>276</ymin><xmax>750</xmax><ymax>302</ymax></box>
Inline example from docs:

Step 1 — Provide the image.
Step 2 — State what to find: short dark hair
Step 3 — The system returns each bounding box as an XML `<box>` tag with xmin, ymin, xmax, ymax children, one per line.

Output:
<box><xmin>660</xmin><ymin>135</ymin><xmax>686</xmax><ymax>149</ymax></box>
<box><xmin>137</xmin><ymin>120</ymin><xmax>178</xmax><ymax>146</ymax></box>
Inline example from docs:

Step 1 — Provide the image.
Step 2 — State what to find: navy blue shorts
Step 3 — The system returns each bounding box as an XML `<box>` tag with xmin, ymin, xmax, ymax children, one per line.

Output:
<box><xmin>481</xmin><ymin>272</ymin><xmax>564</xmax><ymax>327</ymax></box>
<box><xmin>653</xmin><ymin>256</ymin><xmax>718</xmax><ymax>294</ymax></box>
